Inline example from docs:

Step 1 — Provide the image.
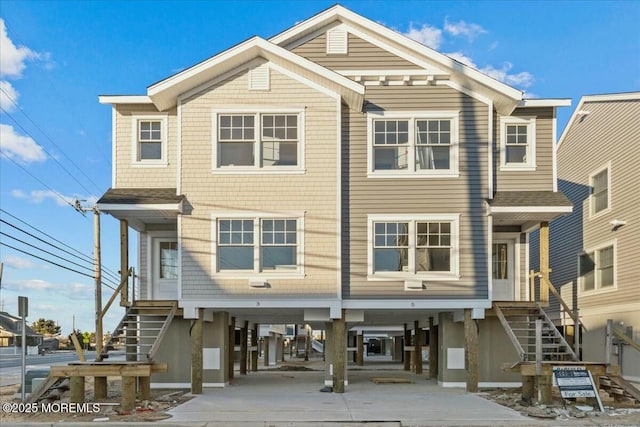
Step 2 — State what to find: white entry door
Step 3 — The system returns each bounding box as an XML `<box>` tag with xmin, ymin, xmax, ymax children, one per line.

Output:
<box><xmin>492</xmin><ymin>239</ymin><xmax>515</xmax><ymax>301</ymax></box>
<box><xmin>152</xmin><ymin>238</ymin><xmax>178</xmax><ymax>300</ymax></box>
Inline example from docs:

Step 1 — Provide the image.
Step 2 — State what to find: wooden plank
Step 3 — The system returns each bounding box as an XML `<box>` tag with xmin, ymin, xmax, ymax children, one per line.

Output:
<box><xmin>94</xmin><ymin>377</ymin><xmax>107</xmax><ymax>399</ymax></box>
<box><xmin>610</xmin><ymin>376</ymin><xmax>640</xmax><ymax>402</ymax></box>
<box><xmin>613</xmin><ymin>327</ymin><xmax>640</xmax><ymax>352</ymax></box>
<box><xmin>70</xmin><ymin>333</ymin><xmax>86</xmax><ymax>362</ymax></box>
<box><xmin>493</xmin><ymin>303</ymin><xmax>525</xmax><ymax>360</ymax></box>
<box><xmin>519</xmin><ymin>363</ymin><xmax>610</xmax><ymax>376</ymax></box>
<box><xmin>70</xmin><ymin>376</ymin><xmax>85</xmax><ymax>403</ymax></box>
<box><xmin>26</xmin><ymin>375</ymin><xmax>60</xmax><ymax>403</ymax></box>
<box><xmin>51</xmin><ymin>364</ymin><xmax>152</xmax><ymax>377</ymax></box>
<box><xmin>371</xmin><ymin>377</ymin><xmax>413</xmax><ymax>384</ymax></box>
<box><xmin>138</xmin><ymin>376</ymin><xmax>151</xmax><ymax>401</ymax></box>
<box><xmin>148</xmin><ymin>302</ymin><xmax>177</xmax><ymax>360</ymax></box>
<box><xmin>121</xmin><ymin>376</ymin><xmax>136</xmax><ymax>412</ymax></box>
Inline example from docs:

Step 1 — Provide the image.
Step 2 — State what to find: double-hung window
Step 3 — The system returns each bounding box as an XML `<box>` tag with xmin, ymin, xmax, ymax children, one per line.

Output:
<box><xmin>368</xmin><ymin>214</ymin><xmax>459</xmax><ymax>280</ymax></box>
<box><xmin>213</xmin><ymin>111</ymin><xmax>303</xmax><ymax>171</ymax></box>
<box><xmin>132</xmin><ymin>115</ymin><xmax>168</xmax><ymax>165</ymax></box>
<box><xmin>213</xmin><ymin>215</ymin><xmax>303</xmax><ymax>275</ymax></box>
<box><xmin>590</xmin><ymin>165</ymin><xmax>610</xmax><ymax>216</ymax></box>
<box><xmin>499</xmin><ymin>116</ymin><xmax>536</xmax><ymax>170</ymax></box>
<box><xmin>579</xmin><ymin>244</ymin><xmax>615</xmax><ymax>292</ymax></box>
<box><xmin>368</xmin><ymin>112</ymin><xmax>459</xmax><ymax>177</ymax></box>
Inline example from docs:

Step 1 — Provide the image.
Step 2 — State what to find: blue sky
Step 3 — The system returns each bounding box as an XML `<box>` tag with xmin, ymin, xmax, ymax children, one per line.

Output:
<box><xmin>1</xmin><ymin>0</ymin><xmax>639</xmax><ymax>335</ymax></box>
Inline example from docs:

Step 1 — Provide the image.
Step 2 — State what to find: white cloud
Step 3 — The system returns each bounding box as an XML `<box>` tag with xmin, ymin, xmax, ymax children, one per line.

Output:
<box><xmin>4</xmin><ymin>279</ymin><xmax>94</xmax><ymax>300</ymax></box>
<box><xmin>444</xmin><ymin>19</ymin><xmax>487</xmax><ymax>41</ymax></box>
<box><xmin>481</xmin><ymin>62</ymin><xmax>534</xmax><ymax>89</ymax></box>
<box><xmin>11</xmin><ymin>188</ymin><xmax>97</xmax><ymax>207</ymax></box>
<box><xmin>404</xmin><ymin>24</ymin><xmax>442</xmax><ymax>49</ymax></box>
<box><xmin>0</xmin><ymin>80</ymin><xmax>18</xmax><ymax>111</ymax></box>
<box><xmin>2</xmin><ymin>254</ymin><xmax>49</xmax><ymax>270</ymax></box>
<box><xmin>0</xmin><ymin>19</ymin><xmax>39</xmax><ymax>78</ymax></box>
<box><xmin>0</xmin><ymin>123</ymin><xmax>46</xmax><ymax>163</ymax></box>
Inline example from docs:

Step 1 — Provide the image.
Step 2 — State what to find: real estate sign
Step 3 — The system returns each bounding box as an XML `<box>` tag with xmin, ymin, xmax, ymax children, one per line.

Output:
<box><xmin>552</xmin><ymin>366</ymin><xmax>604</xmax><ymax>411</ymax></box>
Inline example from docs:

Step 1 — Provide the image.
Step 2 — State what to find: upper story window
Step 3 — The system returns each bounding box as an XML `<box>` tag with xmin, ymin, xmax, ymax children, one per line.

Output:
<box><xmin>132</xmin><ymin>115</ymin><xmax>168</xmax><ymax>166</ymax></box>
<box><xmin>499</xmin><ymin>116</ymin><xmax>536</xmax><ymax>171</ymax></box>
<box><xmin>213</xmin><ymin>111</ymin><xmax>304</xmax><ymax>172</ymax></box>
<box><xmin>367</xmin><ymin>112</ymin><xmax>459</xmax><ymax>178</ymax></box>
<box><xmin>590</xmin><ymin>164</ymin><xmax>610</xmax><ymax>216</ymax></box>
<box><xmin>368</xmin><ymin>214</ymin><xmax>460</xmax><ymax>280</ymax></box>
<box><xmin>212</xmin><ymin>214</ymin><xmax>304</xmax><ymax>276</ymax></box>
<box><xmin>579</xmin><ymin>244</ymin><xmax>615</xmax><ymax>292</ymax></box>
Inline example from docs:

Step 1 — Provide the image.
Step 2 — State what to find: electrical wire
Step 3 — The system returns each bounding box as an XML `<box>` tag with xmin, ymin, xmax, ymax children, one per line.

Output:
<box><xmin>0</xmin><ymin>105</ymin><xmax>97</xmax><ymax>197</ymax></box>
<box><xmin>0</xmin><ymin>87</ymin><xmax>103</xmax><ymax>194</ymax></box>
<box><xmin>1</xmin><ymin>241</ymin><xmax>95</xmax><ymax>281</ymax></box>
<box><xmin>0</xmin><ymin>208</ymin><xmax>123</xmax><ymax>282</ymax></box>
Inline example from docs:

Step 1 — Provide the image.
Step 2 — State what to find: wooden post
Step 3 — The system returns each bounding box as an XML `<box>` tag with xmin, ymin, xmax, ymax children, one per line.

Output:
<box><xmin>333</xmin><ymin>311</ymin><xmax>346</xmax><ymax>393</ymax></box>
<box><xmin>403</xmin><ymin>324</ymin><xmax>411</xmax><ymax>371</ymax></box>
<box><xmin>94</xmin><ymin>209</ymin><xmax>103</xmax><ymax>357</ymax></box>
<box><xmin>357</xmin><ymin>333</ymin><xmax>364</xmax><ymax>366</ymax></box>
<box><xmin>264</xmin><ymin>336</ymin><xmax>270</xmax><ymax>366</ymax></box>
<box><xmin>120</xmin><ymin>219</ymin><xmax>129</xmax><ymax>306</ymax></box>
<box><xmin>228</xmin><ymin>317</ymin><xmax>235</xmax><ymax>379</ymax></box>
<box><xmin>414</xmin><ymin>320</ymin><xmax>423</xmax><ymax>374</ymax></box>
<box><xmin>522</xmin><ymin>376</ymin><xmax>535</xmax><ymax>403</ymax></box>
<box><xmin>240</xmin><ymin>321</ymin><xmax>248</xmax><ymax>375</ymax></box>
<box><xmin>138</xmin><ymin>376</ymin><xmax>151</xmax><ymax>401</ymax></box>
<box><xmin>251</xmin><ymin>324</ymin><xmax>258</xmax><ymax>372</ymax></box>
<box><xmin>605</xmin><ymin>319</ymin><xmax>613</xmax><ymax>373</ymax></box>
<box><xmin>94</xmin><ymin>377</ymin><xmax>107</xmax><ymax>399</ymax></box>
<box><xmin>70</xmin><ymin>376</ymin><xmax>85</xmax><ymax>403</ymax></box>
<box><xmin>191</xmin><ymin>309</ymin><xmax>203</xmax><ymax>394</ymax></box>
<box><xmin>539</xmin><ymin>221</ymin><xmax>550</xmax><ymax>303</ymax></box>
<box><xmin>121</xmin><ymin>376</ymin><xmax>136</xmax><ymax>412</ymax></box>
<box><xmin>429</xmin><ymin>317</ymin><xmax>438</xmax><ymax>379</ymax></box>
<box><xmin>539</xmin><ymin>375</ymin><xmax>552</xmax><ymax>404</ymax></box>
<box><xmin>464</xmin><ymin>309</ymin><xmax>479</xmax><ymax>392</ymax></box>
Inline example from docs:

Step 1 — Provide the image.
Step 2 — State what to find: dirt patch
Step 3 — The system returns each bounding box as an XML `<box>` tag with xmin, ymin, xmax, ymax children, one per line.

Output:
<box><xmin>0</xmin><ymin>377</ymin><xmax>192</xmax><ymax>423</ymax></box>
<box><xmin>479</xmin><ymin>387</ymin><xmax>640</xmax><ymax>425</ymax></box>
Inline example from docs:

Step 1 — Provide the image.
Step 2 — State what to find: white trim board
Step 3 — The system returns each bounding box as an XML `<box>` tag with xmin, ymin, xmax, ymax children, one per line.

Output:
<box><xmin>438</xmin><ymin>381</ymin><xmax>522</xmax><ymax>388</ymax></box>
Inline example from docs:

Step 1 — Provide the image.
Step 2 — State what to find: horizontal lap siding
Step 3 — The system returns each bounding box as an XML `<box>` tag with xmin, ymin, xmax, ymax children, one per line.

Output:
<box><xmin>343</xmin><ymin>85</ymin><xmax>489</xmax><ymax>299</ymax></box>
<box><xmin>554</xmin><ymin>99</ymin><xmax>640</xmax><ymax>311</ymax></box>
<box><xmin>494</xmin><ymin>107</ymin><xmax>554</xmax><ymax>192</ymax></box>
<box><xmin>292</xmin><ymin>33</ymin><xmax>421</xmax><ymax>70</ymax></box>
<box><xmin>179</xmin><ymin>67</ymin><xmax>338</xmax><ymax>299</ymax></box>
<box><xmin>114</xmin><ymin>104</ymin><xmax>178</xmax><ymax>188</ymax></box>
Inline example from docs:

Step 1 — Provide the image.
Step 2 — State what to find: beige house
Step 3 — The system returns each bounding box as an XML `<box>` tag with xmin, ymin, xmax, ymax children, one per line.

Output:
<box><xmin>538</xmin><ymin>92</ymin><xmax>640</xmax><ymax>382</ymax></box>
<box><xmin>97</xmin><ymin>5</ymin><xmax>574</xmax><ymax>392</ymax></box>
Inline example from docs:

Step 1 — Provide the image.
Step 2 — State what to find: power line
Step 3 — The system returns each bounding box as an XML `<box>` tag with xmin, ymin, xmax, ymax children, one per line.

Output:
<box><xmin>1</xmin><ymin>105</ymin><xmax>97</xmax><ymax>198</ymax></box>
<box><xmin>0</xmin><ymin>152</ymin><xmax>77</xmax><ymax>209</ymax></box>
<box><xmin>0</xmin><ymin>208</ymin><xmax>122</xmax><ymax>281</ymax></box>
<box><xmin>0</xmin><ymin>87</ymin><xmax>103</xmax><ymax>194</ymax></box>
<box><xmin>0</xmin><ymin>218</ymin><xmax>121</xmax><ymax>285</ymax></box>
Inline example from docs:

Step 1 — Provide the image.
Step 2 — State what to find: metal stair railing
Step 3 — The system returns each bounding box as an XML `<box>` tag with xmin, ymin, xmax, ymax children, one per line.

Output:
<box><xmin>493</xmin><ymin>303</ymin><xmax>526</xmax><ymax>361</ymax></box>
<box><xmin>536</xmin><ymin>303</ymin><xmax>578</xmax><ymax>361</ymax></box>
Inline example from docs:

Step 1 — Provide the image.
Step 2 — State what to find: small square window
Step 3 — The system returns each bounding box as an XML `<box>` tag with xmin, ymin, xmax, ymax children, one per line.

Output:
<box><xmin>135</xmin><ymin>118</ymin><xmax>166</xmax><ymax>163</ymax></box>
<box><xmin>499</xmin><ymin>117</ymin><xmax>536</xmax><ymax>170</ymax></box>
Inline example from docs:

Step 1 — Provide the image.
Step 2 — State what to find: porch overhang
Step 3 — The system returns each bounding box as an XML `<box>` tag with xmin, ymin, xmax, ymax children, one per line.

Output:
<box><xmin>488</xmin><ymin>191</ymin><xmax>573</xmax><ymax>230</ymax></box>
<box><xmin>96</xmin><ymin>188</ymin><xmax>184</xmax><ymax>232</ymax></box>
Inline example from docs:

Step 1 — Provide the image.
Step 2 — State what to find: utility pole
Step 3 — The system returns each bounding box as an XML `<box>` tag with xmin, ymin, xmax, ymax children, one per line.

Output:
<box><xmin>94</xmin><ymin>208</ymin><xmax>103</xmax><ymax>356</ymax></box>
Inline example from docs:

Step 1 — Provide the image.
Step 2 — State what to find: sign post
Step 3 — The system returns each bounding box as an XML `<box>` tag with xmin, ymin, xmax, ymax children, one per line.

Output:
<box><xmin>553</xmin><ymin>366</ymin><xmax>604</xmax><ymax>411</ymax></box>
<box><xmin>18</xmin><ymin>296</ymin><xmax>28</xmax><ymax>401</ymax></box>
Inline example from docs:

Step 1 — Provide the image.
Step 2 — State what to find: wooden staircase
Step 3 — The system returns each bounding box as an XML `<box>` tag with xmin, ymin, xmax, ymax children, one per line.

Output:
<box><xmin>494</xmin><ymin>302</ymin><xmax>578</xmax><ymax>362</ymax></box>
<box><xmin>599</xmin><ymin>375</ymin><xmax>640</xmax><ymax>404</ymax></box>
<box><xmin>97</xmin><ymin>300</ymin><xmax>177</xmax><ymax>362</ymax></box>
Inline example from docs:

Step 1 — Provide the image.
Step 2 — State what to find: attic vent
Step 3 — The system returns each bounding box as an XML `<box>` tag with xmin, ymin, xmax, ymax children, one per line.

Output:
<box><xmin>249</xmin><ymin>64</ymin><xmax>270</xmax><ymax>90</ymax></box>
<box><xmin>326</xmin><ymin>27</ymin><xmax>348</xmax><ymax>54</ymax></box>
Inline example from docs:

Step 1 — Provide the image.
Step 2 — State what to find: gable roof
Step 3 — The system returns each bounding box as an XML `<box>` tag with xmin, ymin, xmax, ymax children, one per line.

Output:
<box><xmin>557</xmin><ymin>91</ymin><xmax>640</xmax><ymax>150</ymax></box>
<box><xmin>0</xmin><ymin>312</ymin><xmax>41</xmax><ymax>337</ymax></box>
<box><xmin>269</xmin><ymin>4</ymin><xmax>524</xmax><ymax>115</ymax></box>
<box><xmin>145</xmin><ymin>36</ymin><xmax>364</xmax><ymax>111</ymax></box>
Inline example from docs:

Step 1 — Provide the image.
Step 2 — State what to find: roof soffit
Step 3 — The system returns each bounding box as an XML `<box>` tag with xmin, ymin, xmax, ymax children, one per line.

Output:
<box><xmin>147</xmin><ymin>37</ymin><xmax>364</xmax><ymax>111</ymax></box>
<box><xmin>270</xmin><ymin>5</ymin><xmax>524</xmax><ymax>114</ymax></box>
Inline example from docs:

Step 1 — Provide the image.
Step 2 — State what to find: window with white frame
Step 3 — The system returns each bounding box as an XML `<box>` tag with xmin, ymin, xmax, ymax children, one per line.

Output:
<box><xmin>579</xmin><ymin>245</ymin><xmax>614</xmax><ymax>292</ymax></box>
<box><xmin>368</xmin><ymin>112</ymin><xmax>459</xmax><ymax>176</ymax></box>
<box><xmin>590</xmin><ymin>167</ymin><xmax>609</xmax><ymax>215</ymax></box>
<box><xmin>499</xmin><ymin>116</ymin><xmax>536</xmax><ymax>170</ymax></box>
<box><xmin>214</xmin><ymin>111</ymin><xmax>303</xmax><ymax>170</ymax></box>
<box><xmin>214</xmin><ymin>216</ymin><xmax>301</xmax><ymax>273</ymax></box>
<box><xmin>369</xmin><ymin>215</ymin><xmax>459</xmax><ymax>279</ymax></box>
<box><xmin>133</xmin><ymin>116</ymin><xmax>167</xmax><ymax>164</ymax></box>
<box><xmin>158</xmin><ymin>241</ymin><xmax>178</xmax><ymax>279</ymax></box>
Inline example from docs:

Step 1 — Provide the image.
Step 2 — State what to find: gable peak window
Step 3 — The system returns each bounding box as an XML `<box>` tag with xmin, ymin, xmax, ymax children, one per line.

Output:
<box><xmin>368</xmin><ymin>112</ymin><xmax>459</xmax><ymax>177</ymax></box>
<box><xmin>499</xmin><ymin>116</ymin><xmax>536</xmax><ymax>170</ymax></box>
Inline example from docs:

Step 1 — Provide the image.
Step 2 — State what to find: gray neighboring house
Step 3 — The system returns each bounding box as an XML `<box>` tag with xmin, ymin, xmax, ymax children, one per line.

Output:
<box><xmin>0</xmin><ymin>311</ymin><xmax>43</xmax><ymax>355</ymax></box>
<box><xmin>532</xmin><ymin>92</ymin><xmax>640</xmax><ymax>382</ymax></box>
<box><xmin>96</xmin><ymin>5</ymin><xmax>574</xmax><ymax>391</ymax></box>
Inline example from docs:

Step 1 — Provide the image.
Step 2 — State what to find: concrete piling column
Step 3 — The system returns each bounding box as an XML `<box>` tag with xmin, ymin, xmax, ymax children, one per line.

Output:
<box><xmin>190</xmin><ymin>308</ymin><xmax>204</xmax><ymax>394</ymax></box>
<box><xmin>464</xmin><ymin>309</ymin><xmax>479</xmax><ymax>392</ymax></box>
<box><xmin>357</xmin><ymin>333</ymin><xmax>364</xmax><ymax>366</ymax></box>
<box><xmin>403</xmin><ymin>324</ymin><xmax>411</xmax><ymax>371</ymax></box>
<box><xmin>428</xmin><ymin>317</ymin><xmax>438</xmax><ymax>379</ymax></box>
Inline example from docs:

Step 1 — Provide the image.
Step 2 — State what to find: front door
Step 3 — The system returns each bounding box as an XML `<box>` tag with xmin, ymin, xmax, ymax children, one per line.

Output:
<box><xmin>152</xmin><ymin>238</ymin><xmax>178</xmax><ymax>299</ymax></box>
<box><xmin>492</xmin><ymin>239</ymin><xmax>515</xmax><ymax>300</ymax></box>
